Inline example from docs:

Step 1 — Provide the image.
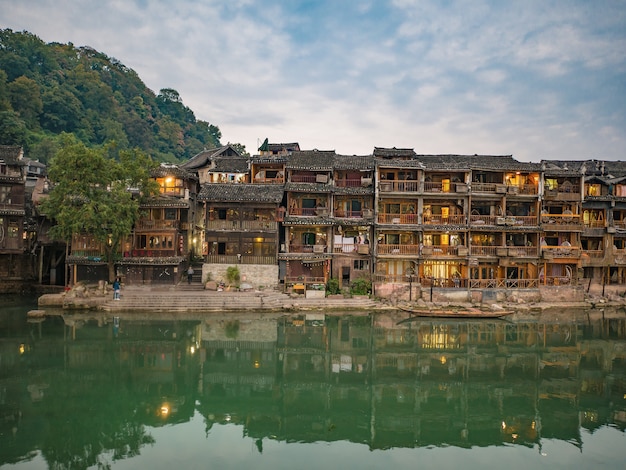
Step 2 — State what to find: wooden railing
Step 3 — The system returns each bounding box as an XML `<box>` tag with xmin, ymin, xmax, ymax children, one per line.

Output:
<box><xmin>421</xmin><ymin>245</ymin><xmax>467</xmax><ymax>256</ymax></box>
<box><xmin>496</xmin><ymin>216</ymin><xmax>538</xmax><ymax>226</ymax></box>
<box><xmin>541</xmin><ymin>246</ymin><xmax>582</xmax><ymax>258</ymax></box>
<box><xmin>70</xmin><ymin>249</ymin><xmax>104</xmax><ymax>258</ymax></box>
<box><xmin>334</xmin><ymin>209</ymin><xmax>364</xmax><ymax>218</ymax></box>
<box><xmin>205</xmin><ymin>254</ymin><xmax>276</xmax><ymax>265</ymax></box>
<box><xmin>377</xmin><ymin>244</ymin><xmax>420</xmax><ymax>255</ymax></box>
<box><xmin>135</xmin><ymin>219</ymin><xmax>180</xmax><ymax>230</ymax></box>
<box><xmin>506</xmin><ymin>246</ymin><xmax>539</xmax><ymax>257</ymax></box>
<box><xmin>207</xmin><ymin>220</ymin><xmax>277</xmax><ymax>230</ymax></box>
<box><xmin>127</xmin><ymin>249</ymin><xmax>178</xmax><ymax>257</ymax></box>
<box><xmin>469</xmin><ymin>246</ymin><xmax>499</xmax><ymax>256</ymax></box>
<box><xmin>469</xmin><ymin>279</ymin><xmax>540</xmax><ymax>289</ymax></box>
<box><xmin>289</xmin><ymin>207</ymin><xmax>322</xmax><ymax>216</ymax></box>
<box><xmin>423</xmin><ymin>182</ymin><xmax>467</xmax><ymax>193</ymax></box>
<box><xmin>333</xmin><ymin>244</ymin><xmax>370</xmax><ymax>254</ymax></box>
<box><xmin>582</xmin><ymin>250</ymin><xmax>604</xmax><ymax>259</ymax></box>
<box><xmin>377</xmin><ymin>213</ymin><xmax>418</xmax><ymax>224</ymax></box>
<box><xmin>335</xmin><ymin>178</ymin><xmax>362</xmax><ymax>187</ymax></box>
<box><xmin>469</xmin><ymin>214</ymin><xmax>498</xmax><ymax>226</ymax></box>
<box><xmin>423</xmin><ymin>214</ymin><xmax>466</xmax><ymax>225</ymax></box>
<box><xmin>288</xmin><ymin>244</ymin><xmax>327</xmax><ymax>253</ymax></box>
<box><xmin>379</xmin><ymin>180</ymin><xmax>419</xmax><ymax>192</ymax></box>
<box><xmin>471</xmin><ymin>182</ymin><xmax>500</xmax><ymax>193</ymax></box>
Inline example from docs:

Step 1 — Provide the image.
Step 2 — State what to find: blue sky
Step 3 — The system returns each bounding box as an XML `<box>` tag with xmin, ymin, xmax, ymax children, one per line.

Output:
<box><xmin>1</xmin><ymin>0</ymin><xmax>625</xmax><ymax>161</ymax></box>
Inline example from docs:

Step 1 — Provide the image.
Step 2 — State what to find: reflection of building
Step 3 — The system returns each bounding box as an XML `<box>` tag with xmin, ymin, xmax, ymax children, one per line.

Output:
<box><xmin>3</xmin><ymin>311</ymin><xmax>626</xmax><ymax>463</ymax></box>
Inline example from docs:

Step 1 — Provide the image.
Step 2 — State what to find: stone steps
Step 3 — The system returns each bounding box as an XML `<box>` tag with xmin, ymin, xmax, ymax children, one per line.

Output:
<box><xmin>101</xmin><ymin>287</ymin><xmax>381</xmax><ymax>312</ymax></box>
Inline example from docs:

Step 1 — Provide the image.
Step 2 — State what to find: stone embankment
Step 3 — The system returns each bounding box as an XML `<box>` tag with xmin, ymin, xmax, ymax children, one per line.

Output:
<box><xmin>35</xmin><ymin>281</ymin><xmax>626</xmax><ymax>320</ymax></box>
<box><xmin>37</xmin><ymin>283</ymin><xmax>385</xmax><ymax>314</ymax></box>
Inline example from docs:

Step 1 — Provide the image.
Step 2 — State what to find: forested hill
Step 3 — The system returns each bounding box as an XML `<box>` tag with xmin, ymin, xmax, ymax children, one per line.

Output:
<box><xmin>0</xmin><ymin>28</ymin><xmax>226</xmax><ymax>164</ymax></box>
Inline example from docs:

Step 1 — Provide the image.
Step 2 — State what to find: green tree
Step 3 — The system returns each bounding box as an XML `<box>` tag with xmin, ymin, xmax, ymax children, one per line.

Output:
<box><xmin>7</xmin><ymin>75</ymin><xmax>42</xmax><ymax>126</ymax></box>
<box><xmin>0</xmin><ymin>109</ymin><xmax>27</xmax><ymax>144</ymax></box>
<box><xmin>42</xmin><ymin>135</ymin><xmax>159</xmax><ymax>281</ymax></box>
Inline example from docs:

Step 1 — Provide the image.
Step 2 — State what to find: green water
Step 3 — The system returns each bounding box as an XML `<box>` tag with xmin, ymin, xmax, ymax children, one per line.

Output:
<box><xmin>1</xmin><ymin>297</ymin><xmax>625</xmax><ymax>469</ymax></box>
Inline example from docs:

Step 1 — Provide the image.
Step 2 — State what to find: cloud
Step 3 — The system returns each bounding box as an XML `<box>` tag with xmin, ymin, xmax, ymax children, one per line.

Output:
<box><xmin>1</xmin><ymin>0</ymin><xmax>625</xmax><ymax>160</ymax></box>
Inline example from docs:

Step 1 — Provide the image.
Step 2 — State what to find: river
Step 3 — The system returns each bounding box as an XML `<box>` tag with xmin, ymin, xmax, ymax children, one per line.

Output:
<box><xmin>1</xmin><ymin>295</ymin><xmax>625</xmax><ymax>469</ymax></box>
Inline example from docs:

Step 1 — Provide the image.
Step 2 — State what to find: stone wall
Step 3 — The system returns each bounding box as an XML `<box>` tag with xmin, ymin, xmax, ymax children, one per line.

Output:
<box><xmin>202</xmin><ymin>263</ymin><xmax>279</xmax><ymax>289</ymax></box>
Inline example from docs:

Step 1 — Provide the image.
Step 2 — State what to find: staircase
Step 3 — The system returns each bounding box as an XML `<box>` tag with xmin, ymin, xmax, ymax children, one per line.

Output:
<box><xmin>101</xmin><ymin>285</ymin><xmax>383</xmax><ymax>313</ymax></box>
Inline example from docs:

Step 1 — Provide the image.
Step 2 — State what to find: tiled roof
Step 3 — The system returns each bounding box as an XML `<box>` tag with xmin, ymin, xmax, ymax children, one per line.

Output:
<box><xmin>376</xmin><ymin>158</ymin><xmax>425</xmax><ymax>169</ymax></box>
<box><xmin>334</xmin><ymin>154</ymin><xmax>375</xmax><ymax>170</ymax></box>
<box><xmin>282</xmin><ymin>216</ymin><xmax>335</xmax><ymax>226</ymax></box>
<box><xmin>181</xmin><ymin>145</ymin><xmax>241</xmax><ymax>170</ymax></box>
<box><xmin>284</xmin><ymin>182</ymin><xmax>333</xmax><ymax>193</ymax></box>
<box><xmin>198</xmin><ymin>183</ymin><xmax>284</xmax><ymax>203</ymax></box>
<box><xmin>333</xmin><ymin>186</ymin><xmax>374</xmax><ymax>196</ymax></box>
<box><xmin>0</xmin><ymin>145</ymin><xmax>24</xmax><ymax>164</ymax></box>
<box><xmin>540</xmin><ymin>160</ymin><xmax>586</xmax><ymax>176</ymax></box>
<box><xmin>250</xmin><ymin>155</ymin><xmax>289</xmax><ymax>164</ymax></box>
<box><xmin>141</xmin><ymin>196</ymin><xmax>192</xmax><ymax>208</ymax></box>
<box><xmin>152</xmin><ymin>163</ymin><xmax>197</xmax><ymax>180</ymax></box>
<box><xmin>211</xmin><ymin>156</ymin><xmax>249</xmax><ymax>173</ymax></box>
<box><xmin>285</xmin><ymin>150</ymin><xmax>336</xmax><ymax>170</ymax></box>
<box><xmin>417</xmin><ymin>154</ymin><xmax>539</xmax><ymax>171</ymax></box>
<box><xmin>373</xmin><ymin>147</ymin><xmax>416</xmax><ymax>158</ymax></box>
<box><xmin>266</xmin><ymin>142</ymin><xmax>300</xmax><ymax>152</ymax></box>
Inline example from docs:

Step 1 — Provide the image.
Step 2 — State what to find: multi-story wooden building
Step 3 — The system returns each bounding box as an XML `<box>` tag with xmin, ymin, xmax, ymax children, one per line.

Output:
<box><xmin>67</xmin><ymin>163</ymin><xmax>198</xmax><ymax>285</ymax></box>
<box><xmin>0</xmin><ymin>145</ymin><xmax>28</xmax><ymax>283</ymax></box>
<box><xmin>16</xmin><ymin>137</ymin><xmax>626</xmax><ymax>298</ymax></box>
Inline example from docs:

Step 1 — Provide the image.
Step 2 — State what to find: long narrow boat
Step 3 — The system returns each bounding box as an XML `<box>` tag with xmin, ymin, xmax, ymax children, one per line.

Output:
<box><xmin>397</xmin><ymin>305</ymin><xmax>514</xmax><ymax>321</ymax></box>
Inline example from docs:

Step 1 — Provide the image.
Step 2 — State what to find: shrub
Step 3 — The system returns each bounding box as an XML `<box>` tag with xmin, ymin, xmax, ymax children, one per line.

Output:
<box><xmin>350</xmin><ymin>278</ymin><xmax>371</xmax><ymax>296</ymax></box>
<box><xmin>326</xmin><ymin>278</ymin><xmax>341</xmax><ymax>295</ymax></box>
<box><xmin>226</xmin><ymin>266</ymin><xmax>240</xmax><ymax>286</ymax></box>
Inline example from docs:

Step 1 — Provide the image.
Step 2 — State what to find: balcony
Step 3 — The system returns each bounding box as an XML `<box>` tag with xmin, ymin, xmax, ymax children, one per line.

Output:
<box><xmin>135</xmin><ymin>219</ymin><xmax>180</xmax><ymax>230</ymax></box>
<box><xmin>541</xmin><ymin>246</ymin><xmax>582</xmax><ymax>259</ymax></box>
<box><xmin>335</xmin><ymin>178</ymin><xmax>362</xmax><ymax>188</ymax></box>
<box><xmin>289</xmin><ymin>244</ymin><xmax>327</xmax><ymax>253</ymax></box>
<box><xmin>127</xmin><ymin>249</ymin><xmax>177</xmax><ymax>257</ymax></box>
<box><xmin>333</xmin><ymin>243</ymin><xmax>370</xmax><ymax>254</ymax></box>
<box><xmin>424</xmin><ymin>181</ymin><xmax>467</xmax><ymax>193</ymax></box>
<box><xmin>543</xmin><ymin>185</ymin><xmax>581</xmax><ymax>201</ymax></box>
<box><xmin>541</xmin><ymin>213</ymin><xmax>582</xmax><ymax>231</ymax></box>
<box><xmin>379</xmin><ymin>180</ymin><xmax>419</xmax><ymax>192</ymax></box>
<box><xmin>469</xmin><ymin>246</ymin><xmax>499</xmax><ymax>257</ymax></box>
<box><xmin>205</xmin><ymin>254</ymin><xmax>277</xmax><ymax>265</ymax></box>
<box><xmin>471</xmin><ymin>182</ymin><xmax>501</xmax><ymax>193</ymax></box>
<box><xmin>423</xmin><ymin>214</ymin><xmax>466</xmax><ymax>225</ymax></box>
<box><xmin>377</xmin><ymin>244</ymin><xmax>420</xmax><ymax>255</ymax></box>
<box><xmin>206</xmin><ymin>220</ymin><xmax>277</xmax><ymax>231</ymax></box>
<box><xmin>506</xmin><ymin>246</ymin><xmax>539</xmax><ymax>257</ymax></box>
<box><xmin>469</xmin><ymin>214</ymin><xmax>497</xmax><ymax>226</ymax></box>
<box><xmin>495</xmin><ymin>216</ymin><xmax>538</xmax><ymax>227</ymax></box>
<box><xmin>377</xmin><ymin>213</ymin><xmax>418</xmax><ymax>224</ymax></box>
<box><xmin>581</xmin><ymin>250</ymin><xmax>605</xmax><ymax>266</ymax></box>
<box><xmin>421</xmin><ymin>245</ymin><xmax>467</xmax><ymax>257</ymax></box>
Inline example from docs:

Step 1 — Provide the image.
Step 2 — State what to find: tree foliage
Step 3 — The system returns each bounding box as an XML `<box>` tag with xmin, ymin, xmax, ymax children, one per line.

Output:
<box><xmin>0</xmin><ymin>29</ymin><xmax>223</xmax><ymax>163</ymax></box>
<box><xmin>42</xmin><ymin>134</ymin><xmax>159</xmax><ymax>280</ymax></box>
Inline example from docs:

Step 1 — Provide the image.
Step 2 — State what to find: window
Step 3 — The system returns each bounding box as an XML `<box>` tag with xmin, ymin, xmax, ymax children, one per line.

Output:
<box><xmin>353</xmin><ymin>260</ymin><xmax>369</xmax><ymax>270</ymax></box>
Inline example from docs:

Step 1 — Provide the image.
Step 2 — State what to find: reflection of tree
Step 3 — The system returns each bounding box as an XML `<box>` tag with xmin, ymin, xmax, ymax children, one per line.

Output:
<box><xmin>37</xmin><ymin>371</ymin><xmax>155</xmax><ymax>469</ymax></box>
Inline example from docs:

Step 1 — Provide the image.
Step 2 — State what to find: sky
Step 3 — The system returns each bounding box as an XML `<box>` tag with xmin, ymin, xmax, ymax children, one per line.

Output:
<box><xmin>1</xmin><ymin>0</ymin><xmax>625</xmax><ymax>161</ymax></box>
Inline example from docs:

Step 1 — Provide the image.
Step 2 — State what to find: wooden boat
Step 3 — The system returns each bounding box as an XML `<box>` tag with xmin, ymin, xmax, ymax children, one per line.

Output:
<box><xmin>397</xmin><ymin>305</ymin><xmax>514</xmax><ymax>322</ymax></box>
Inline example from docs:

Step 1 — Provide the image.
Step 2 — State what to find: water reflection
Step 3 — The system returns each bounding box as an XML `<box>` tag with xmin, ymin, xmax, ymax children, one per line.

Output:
<box><xmin>1</xmin><ymin>306</ymin><xmax>625</xmax><ymax>467</ymax></box>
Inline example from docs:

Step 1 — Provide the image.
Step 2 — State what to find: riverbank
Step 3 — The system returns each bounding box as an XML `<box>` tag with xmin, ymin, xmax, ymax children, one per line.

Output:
<box><xmin>34</xmin><ymin>281</ymin><xmax>626</xmax><ymax>321</ymax></box>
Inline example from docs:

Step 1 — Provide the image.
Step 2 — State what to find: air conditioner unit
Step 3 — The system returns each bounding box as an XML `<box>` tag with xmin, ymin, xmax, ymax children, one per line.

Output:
<box><xmin>316</xmin><ymin>174</ymin><xmax>328</xmax><ymax>183</ymax></box>
<box><xmin>361</xmin><ymin>177</ymin><xmax>372</xmax><ymax>187</ymax></box>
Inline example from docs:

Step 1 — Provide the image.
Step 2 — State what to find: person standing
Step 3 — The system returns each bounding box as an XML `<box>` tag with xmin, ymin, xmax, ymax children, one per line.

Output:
<box><xmin>187</xmin><ymin>266</ymin><xmax>194</xmax><ymax>284</ymax></box>
<box><xmin>113</xmin><ymin>278</ymin><xmax>121</xmax><ymax>300</ymax></box>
